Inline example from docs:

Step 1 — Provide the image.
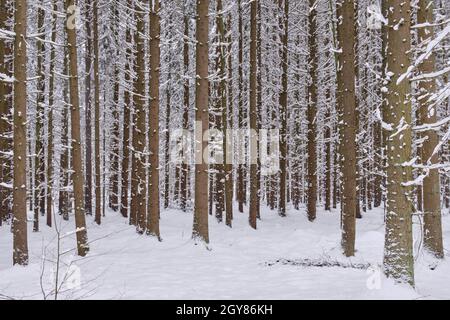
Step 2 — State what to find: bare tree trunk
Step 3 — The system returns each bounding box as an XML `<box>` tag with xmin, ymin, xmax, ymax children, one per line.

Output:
<box><xmin>84</xmin><ymin>1</ymin><xmax>93</xmax><ymax>216</ymax></box>
<box><xmin>46</xmin><ymin>0</ymin><xmax>57</xmax><ymax>228</ymax></box>
<box><xmin>59</xmin><ymin>53</ymin><xmax>70</xmax><ymax>222</ymax></box>
<box><xmin>383</xmin><ymin>0</ymin><xmax>414</xmax><ymax>286</ymax></box>
<box><xmin>237</xmin><ymin>0</ymin><xmax>245</xmax><ymax>214</ymax></box>
<box><xmin>417</xmin><ymin>0</ymin><xmax>444</xmax><ymax>259</ymax></box>
<box><xmin>279</xmin><ymin>0</ymin><xmax>288</xmax><ymax>218</ymax></box>
<box><xmin>147</xmin><ymin>0</ymin><xmax>161</xmax><ymax>238</ymax></box>
<box><xmin>249</xmin><ymin>0</ymin><xmax>258</xmax><ymax>229</ymax></box>
<box><xmin>12</xmin><ymin>0</ymin><xmax>29</xmax><ymax>265</ymax></box>
<box><xmin>225</xmin><ymin>13</ymin><xmax>234</xmax><ymax>227</ymax></box>
<box><xmin>93</xmin><ymin>0</ymin><xmax>101</xmax><ymax>225</ymax></box>
<box><xmin>307</xmin><ymin>0</ymin><xmax>317</xmax><ymax>222</ymax></box>
<box><xmin>192</xmin><ymin>0</ymin><xmax>210</xmax><ymax>243</ymax></box>
<box><xmin>336</xmin><ymin>0</ymin><xmax>357</xmax><ymax>257</ymax></box>
<box><xmin>66</xmin><ymin>0</ymin><xmax>89</xmax><ymax>256</ymax></box>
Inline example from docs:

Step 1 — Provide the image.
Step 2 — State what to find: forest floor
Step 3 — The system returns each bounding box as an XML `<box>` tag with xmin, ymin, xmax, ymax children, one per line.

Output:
<box><xmin>0</xmin><ymin>204</ymin><xmax>449</xmax><ymax>299</ymax></box>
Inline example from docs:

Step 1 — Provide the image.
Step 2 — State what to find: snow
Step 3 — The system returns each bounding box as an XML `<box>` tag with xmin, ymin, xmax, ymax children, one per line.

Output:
<box><xmin>0</xmin><ymin>206</ymin><xmax>449</xmax><ymax>300</ymax></box>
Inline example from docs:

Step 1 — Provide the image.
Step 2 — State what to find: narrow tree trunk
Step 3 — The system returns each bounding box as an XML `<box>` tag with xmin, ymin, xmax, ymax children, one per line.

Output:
<box><xmin>66</xmin><ymin>0</ymin><xmax>89</xmax><ymax>256</ymax></box>
<box><xmin>46</xmin><ymin>0</ymin><xmax>57</xmax><ymax>228</ymax></box>
<box><xmin>417</xmin><ymin>0</ymin><xmax>444</xmax><ymax>259</ymax></box>
<box><xmin>307</xmin><ymin>0</ymin><xmax>317</xmax><ymax>221</ymax></box>
<box><xmin>120</xmin><ymin>2</ymin><xmax>133</xmax><ymax>219</ymax></box>
<box><xmin>237</xmin><ymin>0</ymin><xmax>245</xmax><ymax>214</ymax></box>
<box><xmin>12</xmin><ymin>0</ymin><xmax>29</xmax><ymax>265</ymax></box>
<box><xmin>93</xmin><ymin>0</ymin><xmax>101</xmax><ymax>225</ymax></box>
<box><xmin>84</xmin><ymin>1</ymin><xmax>93</xmax><ymax>216</ymax></box>
<box><xmin>147</xmin><ymin>0</ymin><xmax>161</xmax><ymax>238</ymax></box>
<box><xmin>180</xmin><ymin>13</ymin><xmax>190</xmax><ymax>212</ymax></box>
<box><xmin>279</xmin><ymin>0</ymin><xmax>288</xmax><ymax>218</ymax></box>
<box><xmin>249</xmin><ymin>0</ymin><xmax>258</xmax><ymax>229</ymax></box>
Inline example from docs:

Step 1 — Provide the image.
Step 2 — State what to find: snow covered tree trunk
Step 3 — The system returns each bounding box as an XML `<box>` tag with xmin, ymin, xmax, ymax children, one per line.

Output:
<box><xmin>130</xmin><ymin>1</ymin><xmax>147</xmax><ymax>233</ymax></box>
<box><xmin>46</xmin><ymin>0</ymin><xmax>58</xmax><ymax>228</ymax></box>
<box><xmin>12</xmin><ymin>0</ymin><xmax>29</xmax><ymax>265</ymax></box>
<box><xmin>417</xmin><ymin>0</ymin><xmax>444</xmax><ymax>259</ymax></box>
<box><xmin>93</xmin><ymin>0</ymin><xmax>101</xmax><ymax>225</ymax></box>
<box><xmin>180</xmin><ymin>13</ymin><xmax>190</xmax><ymax>213</ymax></box>
<box><xmin>33</xmin><ymin>1</ymin><xmax>46</xmax><ymax>232</ymax></box>
<box><xmin>192</xmin><ymin>0</ymin><xmax>209</xmax><ymax>243</ymax></box>
<box><xmin>336</xmin><ymin>0</ymin><xmax>357</xmax><ymax>257</ymax></box>
<box><xmin>147</xmin><ymin>0</ymin><xmax>161</xmax><ymax>238</ymax></box>
<box><xmin>84</xmin><ymin>1</ymin><xmax>93</xmax><ymax>216</ymax></box>
<box><xmin>237</xmin><ymin>0</ymin><xmax>245</xmax><ymax>214</ymax></box>
<box><xmin>383</xmin><ymin>0</ymin><xmax>414</xmax><ymax>286</ymax></box>
<box><xmin>66</xmin><ymin>0</ymin><xmax>89</xmax><ymax>256</ymax></box>
<box><xmin>0</xmin><ymin>0</ymin><xmax>12</xmax><ymax>226</ymax></box>
<box><xmin>120</xmin><ymin>1</ymin><xmax>133</xmax><ymax>219</ymax></box>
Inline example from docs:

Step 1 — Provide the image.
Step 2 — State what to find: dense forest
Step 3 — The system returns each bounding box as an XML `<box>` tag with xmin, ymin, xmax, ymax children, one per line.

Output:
<box><xmin>1</xmin><ymin>0</ymin><xmax>450</xmax><ymax>296</ymax></box>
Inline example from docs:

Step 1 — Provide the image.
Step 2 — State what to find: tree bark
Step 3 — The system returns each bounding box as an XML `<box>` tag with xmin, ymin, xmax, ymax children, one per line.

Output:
<box><xmin>383</xmin><ymin>0</ymin><xmax>414</xmax><ymax>286</ymax></box>
<box><xmin>417</xmin><ymin>0</ymin><xmax>444</xmax><ymax>259</ymax></box>
<box><xmin>192</xmin><ymin>0</ymin><xmax>210</xmax><ymax>243</ymax></box>
<box><xmin>66</xmin><ymin>0</ymin><xmax>89</xmax><ymax>256</ymax></box>
<box><xmin>12</xmin><ymin>0</ymin><xmax>29</xmax><ymax>265</ymax></box>
<box><xmin>336</xmin><ymin>0</ymin><xmax>357</xmax><ymax>257</ymax></box>
<box><xmin>147</xmin><ymin>0</ymin><xmax>161</xmax><ymax>238</ymax></box>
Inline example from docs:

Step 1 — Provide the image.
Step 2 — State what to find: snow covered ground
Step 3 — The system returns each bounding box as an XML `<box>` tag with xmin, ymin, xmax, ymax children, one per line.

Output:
<box><xmin>0</xmin><ymin>205</ymin><xmax>449</xmax><ymax>300</ymax></box>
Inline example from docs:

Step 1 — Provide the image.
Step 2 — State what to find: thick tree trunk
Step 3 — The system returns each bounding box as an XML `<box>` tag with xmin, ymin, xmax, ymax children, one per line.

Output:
<box><xmin>192</xmin><ymin>0</ymin><xmax>210</xmax><ymax>243</ymax></box>
<box><xmin>336</xmin><ymin>0</ymin><xmax>357</xmax><ymax>257</ymax></box>
<box><xmin>130</xmin><ymin>2</ymin><xmax>147</xmax><ymax>233</ymax></box>
<box><xmin>12</xmin><ymin>0</ymin><xmax>29</xmax><ymax>265</ymax></box>
<box><xmin>383</xmin><ymin>0</ymin><xmax>414</xmax><ymax>286</ymax></box>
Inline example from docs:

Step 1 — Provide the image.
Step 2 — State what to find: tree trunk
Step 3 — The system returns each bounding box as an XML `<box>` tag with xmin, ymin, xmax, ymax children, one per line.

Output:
<box><xmin>383</xmin><ymin>0</ymin><xmax>414</xmax><ymax>286</ymax></box>
<box><xmin>307</xmin><ymin>0</ymin><xmax>317</xmax><ymax>222</ymax></box>
<box><xmin>249</xmin><ymin>0</ymin><xmax>258</xmax><ymax>229</ymax></box>
<box><xmin>336</xmin><ymin>0</ymin><xmax>357</xmax><ymax>257</ymax></box>
<box><xmin>147</xmin><ymin>0</ymin><xmax>161</xmax><ymax>238</ymax></box>
<box><xmin>66</xmin><ymin>0</ymin><xmax>89</xmax><ymax>256</ymax></box>
<box><xmin>46</xmin><ymin>0</ymin><xmax>57</xmax><ymax>228</ymax></box>
<box><xmin>417</xmin><ymin>0</ymin><xmax>444</xmax><ymax>259</ymax></box>
<box><xmin>84</xmin><ymin>1</ymin><xmax>93</xmax><ymax>216</ymax></box>
<box><xmin>279</xmin><ymin>0</ymin><xmax>288</xmax><ymax>218</ymax></box>
<box><xmin>93</xmin><ymin>0</ymin><xmax>101</xmax><ymax>225</ymax></box>
<box><xmin>192</xmin><ymin>0</ymin><xmax>210</xmax><ymax>244</ymax></box>
<box><xmin>12</xmin><ymin>0</ymin><xmax>29</xmax><ymax>265</ymax></box>
<box><xmin>130</xmin><ymin>2</ymin><xmax>147</xmax><ymax>233</ymax></box>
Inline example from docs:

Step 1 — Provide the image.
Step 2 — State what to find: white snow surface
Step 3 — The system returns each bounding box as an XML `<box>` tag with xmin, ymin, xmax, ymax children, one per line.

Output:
<box><xmin>0</xmin><ymin>205</ymin><xmax>449</xmax><ymax>300</ymax></box>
